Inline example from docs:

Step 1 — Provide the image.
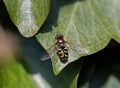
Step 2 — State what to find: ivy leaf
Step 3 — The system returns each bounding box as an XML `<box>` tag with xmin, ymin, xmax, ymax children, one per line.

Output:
<box><xmin>3</xmin><ymin>0</ymin><xmax>51</xmax><ymax>37</ymax></box>
<box><xmin>0</xmin><ymin>56</ymin><xmax>38</xmax><ymax>88</ymax></box>
<box><xmin>20</xmin><ymin>37</ymin><xmax>82</xmax><ymax>88</ymax></box>
<box><xmin>36</xmin><ymin>0</ymin><xmax>120</xmax><ymax>74</ymax></box>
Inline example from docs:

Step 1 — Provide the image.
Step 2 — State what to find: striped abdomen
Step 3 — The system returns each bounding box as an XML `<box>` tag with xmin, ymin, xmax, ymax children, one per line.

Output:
<box><xmin>57</xmin><ymin>45</ymin><xmax>68</xmax><ymax>63</ymax></box>
<box><xmin>55</xmin><ymin>34</ymin><xmax>69</xmax><ymax>63</ymax></box>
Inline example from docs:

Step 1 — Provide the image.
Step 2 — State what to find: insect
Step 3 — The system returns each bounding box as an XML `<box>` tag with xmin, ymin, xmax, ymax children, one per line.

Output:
<box><xmin>40</xmin><ymin>33</ymin><xmax>88</xmax><ymax>63</ymax></box>
<box><xmin>54</xmin><ymin>33</ymin><xmax>69</xmax><ymax>63</ymax></box>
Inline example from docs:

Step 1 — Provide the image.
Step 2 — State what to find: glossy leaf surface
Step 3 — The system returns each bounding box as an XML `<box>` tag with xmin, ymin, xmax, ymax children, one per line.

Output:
<box><xmin>3</xmin><ymin>0</ymin><xmax>51</xmax><ymax>37</ymax></box>
<box><xmin>36</xmin><ymin>0</ymin><xmax>120</xmax><ymax>74</ymax></box>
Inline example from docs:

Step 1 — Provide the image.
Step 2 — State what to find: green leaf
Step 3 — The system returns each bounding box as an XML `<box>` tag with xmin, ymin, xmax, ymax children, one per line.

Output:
<box><xmin>36</xmin><ymin>0</ymin><xmax>120</xmax><ymax>74</ymax></box>
<box><xmin>0</xmin><ymin>56</ymin><xmax>37</xmax><ymax>88</ymax></box>
<box><xmin>20</xmin><ymin>37</ymin><xmax>82</xmax><ymax>88</ymax></box>
<box><xmin>3</xmin><ymin>0</ymin><xmax>51</xmax><ymax>37</ymax></box>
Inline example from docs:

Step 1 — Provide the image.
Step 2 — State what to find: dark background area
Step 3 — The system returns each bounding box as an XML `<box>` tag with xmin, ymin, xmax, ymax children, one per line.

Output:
<box><xmin>78</xmin><ymin>39</ymin><xmax>120</xmax><ymax>88</ymax></box>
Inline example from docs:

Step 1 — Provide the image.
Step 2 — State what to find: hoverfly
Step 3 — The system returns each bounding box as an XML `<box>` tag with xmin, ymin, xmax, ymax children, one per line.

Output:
<box><xmin>54</xmin><ymin>33</ymin><xmax>69</xmax><ymax>63</ymax></box>
<box><xmin>40</xmin><ymin>33</ymin><xmax>88</xmax><ymax>64</ymax></box>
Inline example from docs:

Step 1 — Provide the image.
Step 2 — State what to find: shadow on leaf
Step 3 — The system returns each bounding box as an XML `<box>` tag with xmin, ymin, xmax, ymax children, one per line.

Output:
<box><xmin>78</xmin><ymin>39</ymin><xmax>120</xmax><ymax>88</ymax></box>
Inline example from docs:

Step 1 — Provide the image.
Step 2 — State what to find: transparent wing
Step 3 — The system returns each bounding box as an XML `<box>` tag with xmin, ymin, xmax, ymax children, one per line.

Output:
<box><xmin>40</xmin><ymin>45</ymin><xmax>56</xmax><ymax>61</ymax></box>
<box><xmin>71</xmin><ymin>45</ymin><xmax>88</xmax><ymax>54</ymax></box>
<box><xmin>65</xmin><ymin>43</ymin><xmax>89</xmax><ymax>55</ymax></box>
